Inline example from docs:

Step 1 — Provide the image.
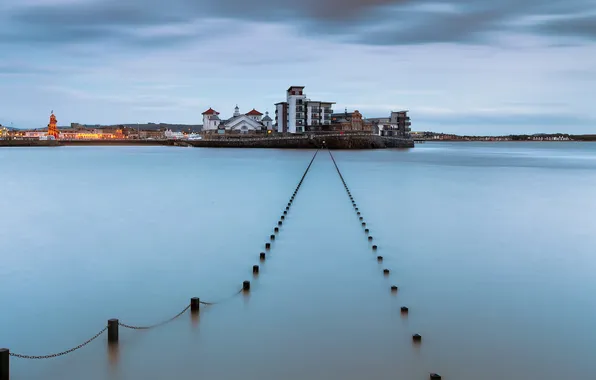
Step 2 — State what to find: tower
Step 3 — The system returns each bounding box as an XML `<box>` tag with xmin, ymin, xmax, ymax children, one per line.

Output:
<box><xmin>233</xmin><ymin>105</ymin><xmax>240</xmax><ymax>117</ymax></box>
<box><xmin>286</xmin><ymin>86</ymin><xmax>306</xmax><ymax>133</ymax></box>
<box><xmin>262</xmin><ymin>111</ymin><xmax>273</xmax><ymax>130</ymax></box>
<box><xmin>48</xmin><ymin>111</ymin><xmax>59</xmax><ymax>139</ymax></box>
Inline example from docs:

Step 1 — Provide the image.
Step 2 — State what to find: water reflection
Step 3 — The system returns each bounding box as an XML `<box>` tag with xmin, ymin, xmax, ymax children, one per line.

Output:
<box><xmin>107</xmin><ymin>342</ymin><xmax>119</xmax><ymax>370</ymax></box>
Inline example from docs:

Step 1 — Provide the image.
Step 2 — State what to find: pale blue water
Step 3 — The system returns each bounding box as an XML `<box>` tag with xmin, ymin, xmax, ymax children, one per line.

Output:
<box><xmin>1</xmin><ymin>142</ymin><xmax>595</xmax><ymax>380</ymax></box>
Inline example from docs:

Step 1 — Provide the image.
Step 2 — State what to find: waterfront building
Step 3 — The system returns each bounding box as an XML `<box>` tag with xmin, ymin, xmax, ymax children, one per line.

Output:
<box><xmin>0</xmin><ymin>126</ymin><xmax>9</xmax><ymax>139</ymax></box>
<box><xmin>48</xmin><ymin>111</ymin><xmax>59</xmax><ymax>139</ymax></box>
<box><xmin>275</xmin><ymin>86</ymin><xmax>335</xmax><ymax>133</ymax></box>
<box><xmin>164</xmin><ymin>129</ymin><xmax>185</xmax><ymax>139</ymax></box>
<box><xmin>202</xmin><ymin>105</ymin><xmax>270</xmax><ymax>134</ymax></box>
<box><xmin>329</xmin><ymin>109</ymin><xmax>373</xmax><ymax>132</ymax></box>
<box><xmin>367</xmin><ymin>111</ymin><xmax>411</xmax><ymax>138</ymax></box>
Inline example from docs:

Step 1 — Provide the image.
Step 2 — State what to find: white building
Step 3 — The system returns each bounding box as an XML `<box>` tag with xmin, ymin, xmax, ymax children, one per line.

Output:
<box><xmin>164</xmin><ymin>129</ymin><xmax>185</xmax><ymax>139</ymax></box>
<box><xmin>201</xmin><ymin>106</ymin><xmax>272</xmax><ymax>133</ymax></box>
<box><xmin>367</xmin><ymin>111</ymin><xmax>412</xmax><ymax>138</ymax></box>
<box><xmin>275</xmin><ymin>86</ymin><xmax>335</xmax><ymax>133</ymax></box>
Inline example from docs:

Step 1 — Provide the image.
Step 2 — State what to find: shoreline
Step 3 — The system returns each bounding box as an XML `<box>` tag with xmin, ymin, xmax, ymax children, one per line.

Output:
<box><xmin>0</xmin><ymin>134</ymin><xmax>414</xmax><ymax>149</ymax></box>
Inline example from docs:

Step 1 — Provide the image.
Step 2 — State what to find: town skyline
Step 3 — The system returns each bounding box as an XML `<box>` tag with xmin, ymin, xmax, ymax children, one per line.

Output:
<box><xmin>1</xmin><ymin>0</ymin><xmax>595</xmax><ymax>135</ymax></box>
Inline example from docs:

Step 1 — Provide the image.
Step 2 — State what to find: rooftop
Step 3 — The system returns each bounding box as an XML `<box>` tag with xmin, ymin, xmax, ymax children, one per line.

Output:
<box><xmin>202</xmin><ymin>108</ymin><xmax>220</xmax><ymax>115</ymax></box>
<box><xmin>246</xmin><ymin>109</ymin><xmax>263</xmax><ymax>116</ymax></box>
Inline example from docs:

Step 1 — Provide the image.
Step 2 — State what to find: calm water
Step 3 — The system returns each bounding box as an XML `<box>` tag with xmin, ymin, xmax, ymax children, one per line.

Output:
<box><xmin>1</xmin><ymin>142</ymin><xmax>595</xmax><ymax>380</ymax></box>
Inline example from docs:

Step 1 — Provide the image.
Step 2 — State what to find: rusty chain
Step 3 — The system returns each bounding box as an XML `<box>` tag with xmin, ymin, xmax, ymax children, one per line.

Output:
<box><xmin>199</xmin><ymin>289</ymin><xmax>243</xmax><ymax>305</ymax></box>
<box><xmin>118</xmin><ymin>304</ymin><xmax>191</xmax><ymax>330</ymax></box>
<box><xmin>9</xmin><ymin>326</ymin><xmax>107</xmax><ymax>359</ymax></box>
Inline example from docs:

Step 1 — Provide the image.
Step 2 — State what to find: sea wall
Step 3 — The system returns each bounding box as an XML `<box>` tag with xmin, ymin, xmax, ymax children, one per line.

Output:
<box><xmin>0</xmin><ymin>139</ymin><xmax>61</xmax><ymax>147</ymax></box>
<box><xmin>182</xmin><ymin>134</ymin><xmax>414</xmax><ymax>149</ymax></box>
<box><xmin>1</xmin><ymin>134</ymin><xmax>414</xmax><ymax>149</ymax></box>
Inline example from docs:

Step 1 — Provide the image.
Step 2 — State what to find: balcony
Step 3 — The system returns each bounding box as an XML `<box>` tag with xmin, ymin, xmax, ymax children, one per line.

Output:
<box><xmin>296</xmin><ymin>106</ymin><xmax>305</xmax><ymax>112</ymax></box>
<box><xmin>324</xmin><ymin>108</ymin><xmax>333</xmax><ymax>113</ymax></box>
<box><xmin>311</xmin><ymin>108</ymin><xmax>322</xmax><ymax>113</ymax></box>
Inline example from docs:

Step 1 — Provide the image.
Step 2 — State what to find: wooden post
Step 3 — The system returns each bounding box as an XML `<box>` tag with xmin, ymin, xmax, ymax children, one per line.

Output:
<box><xmin>253</xmin><ymin>265</ymin><xmax>259</xmax><ymax>274</ymax></box>
<box><xmin>190</xmin><ymin>297</ymin><xmax>200</xmax><ymax>313</ymax></box>
<box><xmin>108</xmin><ymin>319</ymin><xmax>119</xmax><ymax>343</ymax></box>
<box><xmin>243</xmin><ymin>281</ymin><xmax>251</xmax><ymax>291</ymax></box>
<box><xmin>0</xmin><ymin>348</ymin><xmax>8</xmax><ymax>380</ymax></box>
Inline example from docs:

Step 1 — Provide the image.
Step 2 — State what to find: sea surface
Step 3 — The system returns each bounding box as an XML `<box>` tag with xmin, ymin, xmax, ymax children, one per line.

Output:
<box><xmin>1</xmin><ymin>142</ymin><xmax>595</xmax><ymax>380</ymax></box>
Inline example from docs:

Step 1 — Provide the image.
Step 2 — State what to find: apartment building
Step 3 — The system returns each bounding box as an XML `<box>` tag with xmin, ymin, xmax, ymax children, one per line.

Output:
<box><xmin>275</xmin><ymin>86</ymin><xmax>335</xmax><ymax>133</ymax></box>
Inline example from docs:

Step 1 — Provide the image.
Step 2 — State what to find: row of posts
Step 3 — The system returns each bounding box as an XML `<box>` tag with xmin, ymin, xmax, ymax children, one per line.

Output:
<box><xmin>0</xmin><ymin>282</ymin><xmax>251</xmax><ymax>380</ymax></box>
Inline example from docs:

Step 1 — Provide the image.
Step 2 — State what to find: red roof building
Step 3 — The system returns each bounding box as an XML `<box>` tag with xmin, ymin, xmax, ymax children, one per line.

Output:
<box><xmin>202</xmin><ymin>108</ymin><xmax>220</xmax><ymax>115</ymax></box>
<box><xmin>245</xmin><ymin>109</ymin><xmax>263</xmax><ymax>116</ymax></box>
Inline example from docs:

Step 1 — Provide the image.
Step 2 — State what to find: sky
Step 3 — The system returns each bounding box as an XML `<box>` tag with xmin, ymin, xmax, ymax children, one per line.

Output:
<box><xmin>0</xmin><ymin>0</ymin><xmax>595</xmax><ymax>135</ymax></box>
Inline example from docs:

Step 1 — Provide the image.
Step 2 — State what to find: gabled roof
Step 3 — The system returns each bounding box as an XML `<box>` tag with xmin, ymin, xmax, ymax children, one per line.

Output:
<box><xmin>246</xmin><ymin>109</ymin><xmax>263</xmax><ymax>116</ymax></box>
<box><xmin>202</xmin><ymin>108</ymin><xmax>219</xmax><ymax>115</ymax></box>
<box><xmin>262</xmin><ymin>114</ymin><xmax>272</xmax><ymax>121</ymax></box>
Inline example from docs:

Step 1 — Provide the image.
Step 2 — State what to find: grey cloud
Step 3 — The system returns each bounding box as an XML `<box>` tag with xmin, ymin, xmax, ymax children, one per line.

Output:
<box><xmin>534</xmin><ymin>14</ymin><xmax>596</xmax><ymax>40</ymax></box>
<box><xmin>1</xmin><ymin>0</ymin><xmax>595</xmax><ymax>49</ymax></box>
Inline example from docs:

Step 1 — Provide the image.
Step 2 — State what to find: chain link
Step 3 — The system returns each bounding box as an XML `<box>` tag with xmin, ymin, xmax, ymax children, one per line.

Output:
<box><xmin>199</xmin><ymin>289</ymin><xmax>243</xmax><ymax>305</ymax></box>
<box><xmin>118</xmin><ymin>304</ymin><xmax>191</xmax><ymax>330</ymax></box>
<box><xmin>9</xmin><ymin>326</ymin><xmax>107</xmax><ymax>359</ymax></box>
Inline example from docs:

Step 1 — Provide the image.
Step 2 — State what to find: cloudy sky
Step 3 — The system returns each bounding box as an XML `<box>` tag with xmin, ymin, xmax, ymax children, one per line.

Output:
<box><xmin>1</xmin><ymin>0</ymin><xmax>595</xmax><ymax>135</ymax></box>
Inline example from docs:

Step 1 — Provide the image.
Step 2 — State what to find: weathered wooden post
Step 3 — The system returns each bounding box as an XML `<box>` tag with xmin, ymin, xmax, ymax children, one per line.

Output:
<box><xmin>108</xmin><ymin>319</ymin><xmax>119</xmax><ymax>343</ymax></box>
<box><xmin>190</xmin><ymin>297</ymin><xmax>200</xmax><ymax>313</ymax></box>
<box><xmin>243</xmin><ymin>281</ymin><xmax>251</xmax><ymax>291</ymax></box>
<box><xmin>265</xmin><ymin>242</ymin><xmax>271</xmax><ymax>249</ymax></box>
<box><xmin>253</xmin><ymin>265</ymin><xmax>259</xmax><ymax>274</ymax></box>
<box><xmin>0</xmin><ymin>348</ymin><xmax>9</xmax><ymax>380</ymax></box>
<box><xmin>270</xmin><ymin>234</ymin><xmax>275</xmax><ymax>241</ymax></box>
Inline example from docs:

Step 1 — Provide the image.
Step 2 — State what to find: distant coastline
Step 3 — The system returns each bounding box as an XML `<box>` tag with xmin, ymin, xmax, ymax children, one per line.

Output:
<box><xmin>413</xmin><ymin>133</ymin><xmax>596</xmax><ymax>142</ymax></box>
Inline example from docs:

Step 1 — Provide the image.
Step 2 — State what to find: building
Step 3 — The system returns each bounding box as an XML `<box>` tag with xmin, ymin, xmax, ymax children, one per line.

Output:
<box><xmin>275</xmin><ymin>86</ymin><xmax>335</xmax><ymax>133</ymax></box>
<box><xmin>164</xmin><ymin>129</ymin><xmax>185</xmax><ymax>139</ymax></box>
<box><xmin>329</xmin><ymin>109</ymin><xmax>373</xmax><ymax>132</ymax></box>
<box><xmin>368</xmin><ymin>111</ymin><xmax>411</xmax><ymax>138</ymax></box>
<box><xmin>48</xmin><ymin>111</ymin><xmax>59</xmax><ymax>139</ymax></box>
<box><xmin>202</xmin><ymin>105</ymin><xmax>271</xmax><ymax>134</ymax></box>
